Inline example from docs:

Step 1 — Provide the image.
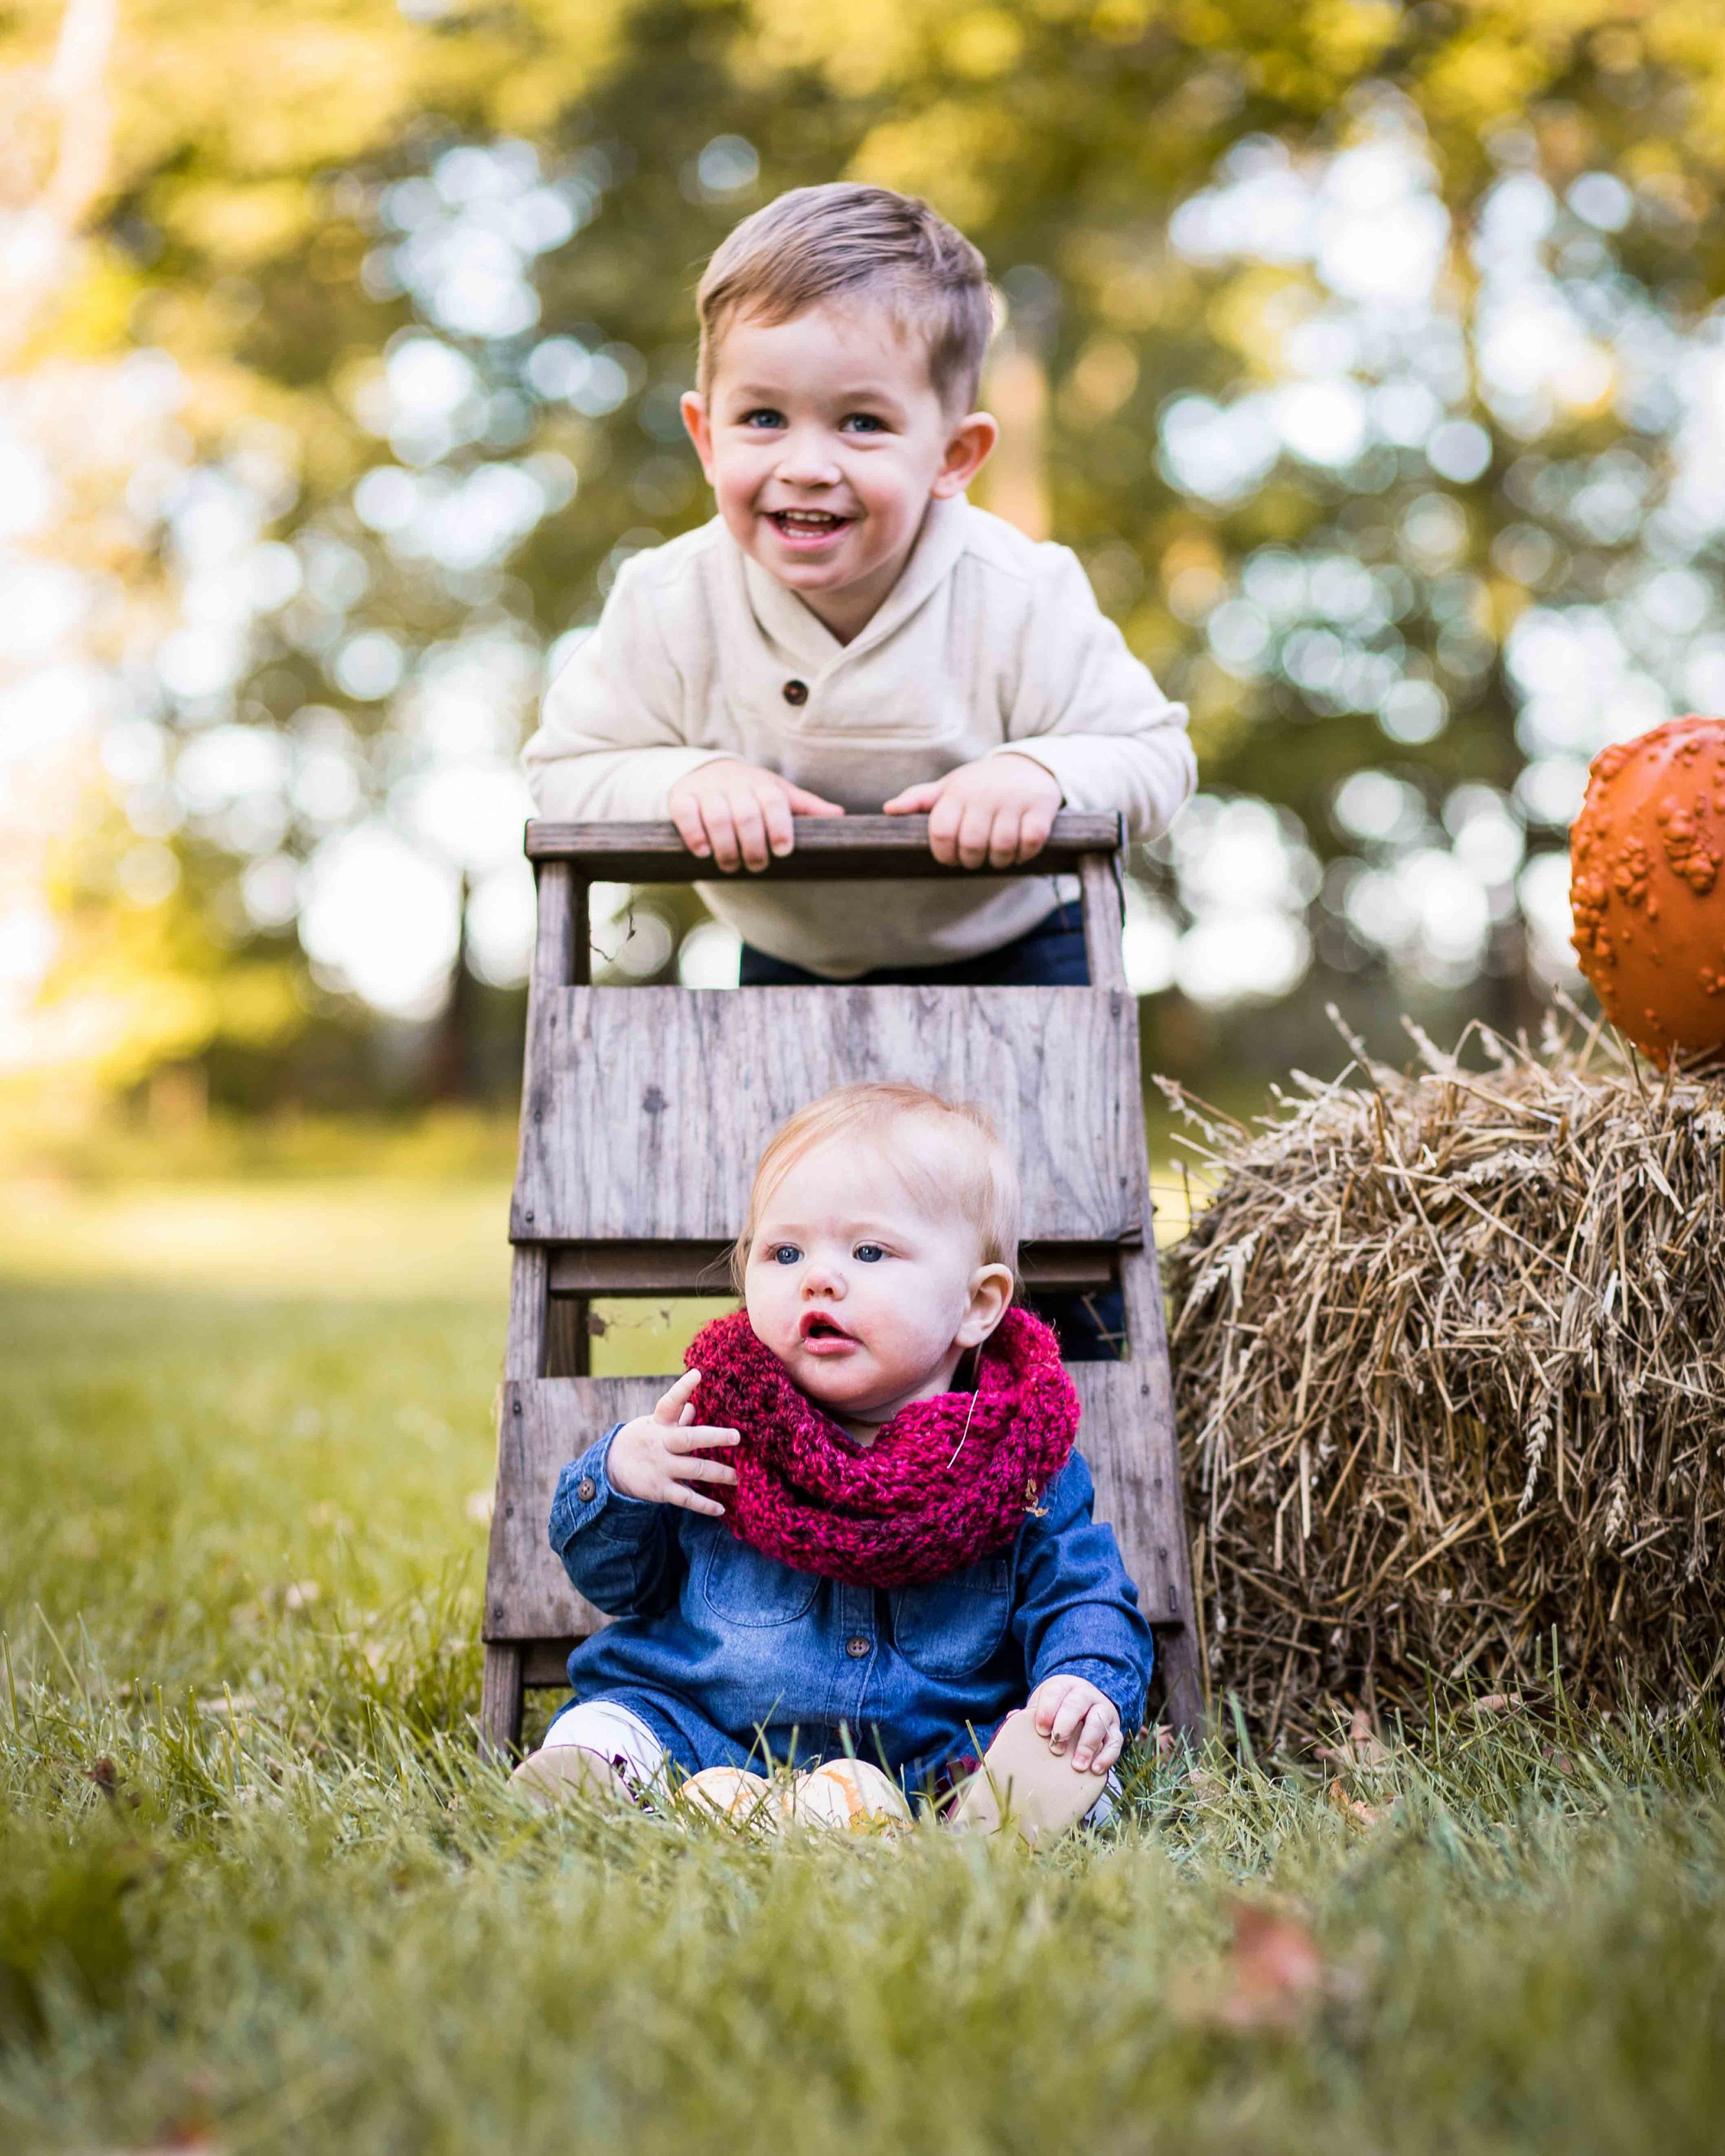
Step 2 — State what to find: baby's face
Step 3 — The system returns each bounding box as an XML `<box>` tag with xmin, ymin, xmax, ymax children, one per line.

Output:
<box><xmin>681</xmin><ymin>301</ymin><xmax>995</xmax><ymax>642</ymax></box>
<box><xmin>742</xmin><ymin>1134</ymin><xmax>1011</xmax><ymax>1436</ymax></box>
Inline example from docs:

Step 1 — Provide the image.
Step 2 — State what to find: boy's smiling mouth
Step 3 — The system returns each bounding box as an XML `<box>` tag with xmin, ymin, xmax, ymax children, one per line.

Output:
<box><xmin>766</xmin><ymin>508</ymin><xmax>854</xmax><ymax>548</ymax></box>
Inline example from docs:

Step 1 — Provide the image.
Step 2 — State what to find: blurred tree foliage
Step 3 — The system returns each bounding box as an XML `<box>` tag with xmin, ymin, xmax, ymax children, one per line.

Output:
<box><xmin>11</xmin><ymin>0</ymin><xmax>1725</xmax><ymax>1105</ymax></box>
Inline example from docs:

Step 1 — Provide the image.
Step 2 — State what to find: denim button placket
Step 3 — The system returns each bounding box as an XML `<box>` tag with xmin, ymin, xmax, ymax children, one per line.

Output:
<box><xmin>575</xmin><ymin>1475</ymin><xmax>597</xmax><ymax>1503</ymax></box>
<box><xmin>845</xmin><ymin>1635</ymin><xmax>870</xmax><ymax>1659</ymax></box>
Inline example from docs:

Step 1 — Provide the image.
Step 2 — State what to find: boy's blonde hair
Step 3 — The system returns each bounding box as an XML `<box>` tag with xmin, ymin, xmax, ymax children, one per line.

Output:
<box><xmin>731</xmin><ymin>1081</ymin><xmax>1021</xmax><ymax>1294</ymax></box>
<box><xmin>696</xmin><ymin>184</ymin><xmax>994</xmax><ymax>413</ymax></box>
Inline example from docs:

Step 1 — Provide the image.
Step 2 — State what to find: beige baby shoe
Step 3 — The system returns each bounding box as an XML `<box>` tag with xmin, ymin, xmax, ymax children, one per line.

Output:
<box><xmin>509</xmin><ymin>1745</ymin><xmax>634</xmax><ymax>1810</ymax></box>
<box><xmin>946</xmin><ymin>1710</ymin><xmax>1110</xmax><ymax>1843</ymax></box>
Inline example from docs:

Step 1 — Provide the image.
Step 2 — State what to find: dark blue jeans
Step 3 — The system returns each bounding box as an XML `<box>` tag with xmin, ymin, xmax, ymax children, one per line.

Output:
<box><xmin>739</xmin><ymin>898</ymin><xmax>1092</xmax><ymax>989</ymax></box>
<box><xmin>739</xmin><ymin>900</ymin><xmax>1125</xmax><ymax>1360</ymax></box>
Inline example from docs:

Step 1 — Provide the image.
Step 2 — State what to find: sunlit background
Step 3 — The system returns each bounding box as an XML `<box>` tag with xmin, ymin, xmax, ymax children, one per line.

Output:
<box><xmin>6</xmin><ymin>0</ymin><xmax>1725</xmax><ymax>1154</ymax></box>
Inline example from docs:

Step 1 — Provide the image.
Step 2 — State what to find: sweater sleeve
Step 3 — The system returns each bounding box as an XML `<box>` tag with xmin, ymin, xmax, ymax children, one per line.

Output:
<box><xmin>522</xmin><ymin>554</ymin><xmax>737</xmax><ymax>820</ymax></box>
<box><xmin>1009</xmin><ymin>1452</ymin><xmax>1154</xmax><ymax>1735</ymax></box>
<box><xmin>994</xmin><ymin>545</ymin><xmax>1196</xmax><ymax>842</ymax></box>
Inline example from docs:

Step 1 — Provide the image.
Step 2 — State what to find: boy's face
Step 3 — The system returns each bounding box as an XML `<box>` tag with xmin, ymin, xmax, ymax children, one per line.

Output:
<box><xmin>681</xmin><ymin>301</ymin><xmax>996</xmax><ymax>643</ymax></box>
<box><xmin>742</xmin><ymin>1131</ymin><xmax>1012</xmax><ymax>1436</ymax></box>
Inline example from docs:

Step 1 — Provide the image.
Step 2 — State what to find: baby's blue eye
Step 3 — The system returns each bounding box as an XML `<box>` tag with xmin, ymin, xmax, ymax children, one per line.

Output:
<box><xmin>771</xmin><ymin>1245</ymin><xmax>801</xmax><ymax>1265</ymax></box>
<box><xmin>742</xmin><ymin>408</ymin><xmax>785</xmax><ymax>429</ymax></box>
<box><xmin>840</xmin><ymin>414</ymin><xmax>886</xmax><ymax>434</ymax></box>
<box><xmin>854</xmin><ymin>1243</ymin><xmax>885</xmax><ymax>1263</ymax></box>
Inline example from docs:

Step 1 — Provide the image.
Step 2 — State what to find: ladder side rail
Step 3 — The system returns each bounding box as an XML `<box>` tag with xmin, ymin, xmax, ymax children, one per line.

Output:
<box><xmin>484</xmin><ymin>859</ymin><xmax>589</xmax><ymax>1757</ymax></box>
<box><xmin>1076</xmin><ymin>851</ymin><xmax>1127</xmax><ymax>994</ymax></box>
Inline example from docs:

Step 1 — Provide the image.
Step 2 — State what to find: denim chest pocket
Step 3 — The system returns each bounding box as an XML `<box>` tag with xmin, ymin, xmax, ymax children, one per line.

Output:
<box><xmin>889</xmin><ymin>1559</ymin><xmax>1012</xmax><ymax>1678</ymax></box>
<box><xmin>699</xmin><ymin>1532</ymin><xmax>822</xmax><ymax>1628</ymax></box>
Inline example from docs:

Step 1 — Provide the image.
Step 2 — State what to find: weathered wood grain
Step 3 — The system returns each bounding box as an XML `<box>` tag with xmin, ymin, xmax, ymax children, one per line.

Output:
<box><xmin>1070</xmin><ymin>1358</ymin><xmax>1186</xmax><ymax>1630</ymax></box>
<box><xmin>478</xmin><ymin>1643</ymin><xmax>524</xmax><ymax>1760</ymax></box>
<box><xmin>526</xmin><ymin>812</ymin><xmax>1123</xmax><ymax>880</ymax></box>
<box><xmin>484</xmin><ymin>1368</ymin><xmax>1187</xmax><ymax>1659</ymax></box>
<box><xmin>1119</xmin><ymin>1243</ymin><xmax>1203</xmax><ymax>1733</ymax></box>
<box><xmin>531</xmin><ymin>862</ymin><xmax>579</xmax><ymax>994</ymax></box>
<box><xmin>1115</xmin><ymin>1048</ymin><xmax>1203</xmax><ymax>1732</ymax></box>
<box><xmin>513</xmin><ymin>986</ymin><xmax>1147</xmax><ymax>1245</ymax></box>
<box><xmin>504</xmin><ymin>1247</ymin><xmax>550</xmax><ymax>1382</ymax></box>
<box><xmin>523</xmin><ymin>1640</ymin><xmax>584</xmax><ymax>1686</ymax></box>
<box><xmin>1078</xmin><ymin>852</ymin><xmax>1128</xmax><ymax>993</ymax></box>
<box><xmin>483</xmin><ymin>1376</ymin><xmax>660</xmax><ymax>1644</ymax></box>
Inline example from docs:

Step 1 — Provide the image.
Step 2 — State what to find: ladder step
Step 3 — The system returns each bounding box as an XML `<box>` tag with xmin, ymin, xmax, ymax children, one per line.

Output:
<box><xmin>545</xmin><ymin>1241</ymin><xmax>1133</xmax><ymax>1297</ymax></box>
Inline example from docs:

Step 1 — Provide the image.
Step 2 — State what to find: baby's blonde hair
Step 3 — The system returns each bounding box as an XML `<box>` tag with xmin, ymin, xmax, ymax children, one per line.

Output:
<box><xmin>696</xmin><ymin>183</ymin><xmax>994</xmax><ymax>412</ymax></box>
<box><xmin>731</xmin><ymin>1082</ymin><xmax>1021</xmax><ymax>1294</ymax></box>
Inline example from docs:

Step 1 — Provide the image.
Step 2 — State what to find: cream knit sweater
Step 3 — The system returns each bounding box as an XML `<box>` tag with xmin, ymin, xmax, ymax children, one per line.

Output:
<box><xmin>522</xmin><ymin>495</ymin><xmax>1194</xmax><ymax>978</ymax></box>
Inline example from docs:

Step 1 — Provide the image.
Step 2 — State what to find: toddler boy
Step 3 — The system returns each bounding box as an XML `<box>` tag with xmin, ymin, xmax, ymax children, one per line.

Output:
<box><xmin>522</xmin><ymin>181</ymin><xmax>1194</xmax><ymax>988</ymax></box>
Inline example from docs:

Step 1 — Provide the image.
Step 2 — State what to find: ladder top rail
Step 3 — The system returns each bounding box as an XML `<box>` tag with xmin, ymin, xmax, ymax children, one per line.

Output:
<box><xmin>524</xmin><ymin>811</ymin><xmax>1124</xmax><ymax>881</ymax></box>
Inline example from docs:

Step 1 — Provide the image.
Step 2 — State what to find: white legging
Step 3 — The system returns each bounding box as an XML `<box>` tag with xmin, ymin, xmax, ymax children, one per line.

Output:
<box><xmin>542</xmin><ymin>1699</ymin><xmax>668</xmax><ymax>1788</ymax></box>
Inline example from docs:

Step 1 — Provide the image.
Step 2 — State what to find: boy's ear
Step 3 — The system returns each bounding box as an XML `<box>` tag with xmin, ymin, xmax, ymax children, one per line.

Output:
<box><xmin>929</xmin><ymin>411</ymin><xmax>1000</xmax><ymax>502</ymax></box>
<box><xmin>681</xmin><ymin>391</ymin><xmax>717</xmax><ymax>482</ymax></box>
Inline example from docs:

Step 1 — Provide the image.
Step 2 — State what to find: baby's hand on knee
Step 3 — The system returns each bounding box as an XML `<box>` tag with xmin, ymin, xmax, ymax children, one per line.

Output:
<box><xmin>1027</xmin><ymin>1673</ymin><xmax>1121</xmax><ymax>1774</ymax></box>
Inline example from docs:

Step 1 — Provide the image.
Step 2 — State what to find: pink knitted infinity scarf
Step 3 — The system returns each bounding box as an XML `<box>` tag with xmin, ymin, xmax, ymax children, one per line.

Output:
<box><xmin>686</xmin><ymin>1307</ymin><xmax>1079</xmax><ymax>1590</ymax></box>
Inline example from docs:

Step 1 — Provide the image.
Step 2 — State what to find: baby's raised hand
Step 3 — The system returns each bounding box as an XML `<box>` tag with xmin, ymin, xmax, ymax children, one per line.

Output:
<box><xmin>606</xmin><ymin>1370</ymin><xmax>740</xmax><ymax>1517</ymax></box>
<box><xmin>668</xmin><ymin>759</ymin><xmax>844</xmax><ymax>873</ymax></box>
<box><xmin>1027</xmin><ymin>1672</ymin><xmax>1123</xmax><ymax>1774</ymax></box>
<box><xmin>881</xmin><ymin>753</ymin><xmax>1063</xmax><ymax>870</ymax></box>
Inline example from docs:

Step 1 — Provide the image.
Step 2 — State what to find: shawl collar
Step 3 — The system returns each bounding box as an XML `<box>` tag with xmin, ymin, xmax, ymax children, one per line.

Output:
<box><xmin>735</xmin><ymin>493</ymin><xmax>972</xmax><ymax>680</ymax></box>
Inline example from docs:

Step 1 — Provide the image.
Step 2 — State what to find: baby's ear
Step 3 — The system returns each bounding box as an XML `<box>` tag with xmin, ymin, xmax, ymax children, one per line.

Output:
<box><xmin>956</xmin><ymin>1260</ymin><xmax>1014</xmax><ymax>1345</ymax></box>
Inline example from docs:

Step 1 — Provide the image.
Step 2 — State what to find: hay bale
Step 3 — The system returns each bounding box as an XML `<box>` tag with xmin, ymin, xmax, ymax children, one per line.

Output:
<box><xmin>1161</xmin><ymin>1013</ymin><xmax>1725</xmax><ymax>1737</ymax></box>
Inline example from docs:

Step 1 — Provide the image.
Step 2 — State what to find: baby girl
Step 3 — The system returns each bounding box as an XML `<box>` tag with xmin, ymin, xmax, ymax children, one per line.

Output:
<box><xmin>512</xmin><ymin>1082</ymin><xmax>1154</xmax><ymax>1837</ymax></box>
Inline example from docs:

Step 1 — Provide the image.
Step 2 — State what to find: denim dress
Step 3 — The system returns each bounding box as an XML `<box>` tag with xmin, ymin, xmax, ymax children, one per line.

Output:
<box><xmin>547</xmin><ymin>1425</ymin><xmax>1155</xmax><ymax>1788</ymax></box>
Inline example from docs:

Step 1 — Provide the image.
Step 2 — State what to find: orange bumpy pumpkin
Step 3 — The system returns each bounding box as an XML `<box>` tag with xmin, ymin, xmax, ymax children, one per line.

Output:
<box><xmin>1569</xmin><ymin>713</ymin><xmax>1725</xmax><ymax>1065</ymax></box>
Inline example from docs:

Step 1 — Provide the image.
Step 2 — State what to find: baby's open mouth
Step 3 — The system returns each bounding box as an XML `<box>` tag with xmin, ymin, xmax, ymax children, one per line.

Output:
<box><xmin>800</xmin><ymin>1312</ymin><xmax>854</xmax><ymax>1344</ymax></box>
<box><xmin>767</xmin><ymin>509</ymin><xmax>851</xmax><ymax>539</ymax></box>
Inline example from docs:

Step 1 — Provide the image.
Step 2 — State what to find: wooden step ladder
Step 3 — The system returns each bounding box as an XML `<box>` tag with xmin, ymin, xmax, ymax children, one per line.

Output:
<box><xmin>480</xmin><ymin>813</ymin><xmax>1203</xmax><ymax>1757</ymax></box>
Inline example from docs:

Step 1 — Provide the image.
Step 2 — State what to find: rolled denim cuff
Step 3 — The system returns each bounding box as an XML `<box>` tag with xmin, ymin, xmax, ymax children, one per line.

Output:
<box><xmin>1036</xmin><ymin>1653</ymin><xmax>1150</xmax><ymax>1740</ymax></box>
<box><xmin>549</xmin><ymin>1425</ymin><xmax>660</xmax><ymax>1552</ymax></box>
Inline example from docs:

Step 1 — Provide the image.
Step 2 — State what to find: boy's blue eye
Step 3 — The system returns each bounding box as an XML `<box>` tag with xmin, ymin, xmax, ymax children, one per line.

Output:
<box><xmin>854</xmin><ymin>1243</ymin><xmax>885</xmax><ymax>1263</ymax></box>
<box><xmin>771</xmin><ymin>1245</ymin><xmax>801</xmax><ymax>1265</ymax></box>
<box><xmin>840</xmin><ymin>414</ymin><xmax>886</xmax><ymax>434</ymax></box>
<box><xmin>742</xmin><ymin>408</ymin><xmax>785</xmax><ymax>429</ymax></box>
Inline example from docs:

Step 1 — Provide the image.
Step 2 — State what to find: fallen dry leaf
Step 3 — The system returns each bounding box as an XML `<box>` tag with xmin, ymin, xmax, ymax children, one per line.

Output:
<box><xmin>1215</xmin><ymin>1901</ymin><xmax>1327</xmax><ymax>2032</ymax></box>
<box><xmin>1318</xmin><ymin>1705</ymin><xmax>1392</xmax><ymax>1768</ymax></box>
<box><xmin>112</xmin><ymin>2142</ymin><xmax>224</xmax><ymax>2155</ymax></box>
<box><xmin>1346</xmin><ymin>1705</ymin><xmax>1391</xmax><ymax>1765</ymax></box>
<box><xmin>1471</xmin><ymin>1692</ymin><xmax>1524</xmax><ymax>1719</ymax></box>
<box><xmin>1328</xmin><ymin>1777</ymin><xmax>1388</xmax><ymax>1830</ymax></box>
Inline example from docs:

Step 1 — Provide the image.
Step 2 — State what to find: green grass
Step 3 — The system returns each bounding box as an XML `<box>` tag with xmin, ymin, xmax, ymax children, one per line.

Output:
<box><xmin>3</xmin><ymin>1183</ymin><xmax>1723</xmax><ymax>2155</ymax></box>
